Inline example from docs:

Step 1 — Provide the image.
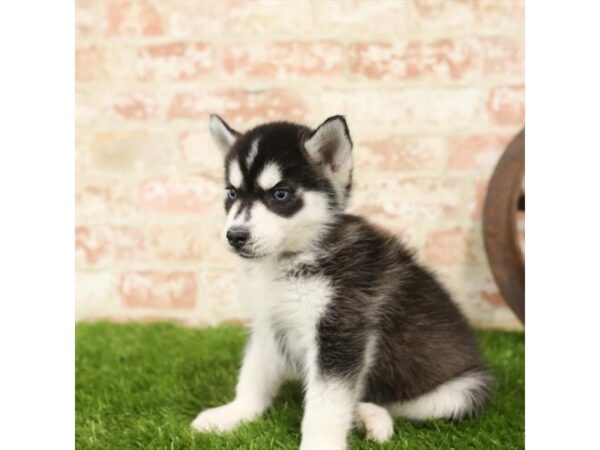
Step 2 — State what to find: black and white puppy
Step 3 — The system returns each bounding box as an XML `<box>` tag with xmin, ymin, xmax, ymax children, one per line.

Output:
<box><xmin>191</xmin><ymin>115</ymin><xmax>494</xmax><ymax>450</ymax></box>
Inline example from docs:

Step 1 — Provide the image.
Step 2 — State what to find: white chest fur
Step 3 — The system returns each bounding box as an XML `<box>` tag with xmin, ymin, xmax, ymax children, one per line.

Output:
<box><xmin>239</xmin><ymin>257</ymin><xmax>333</xmax><ymax>376</ymax></box>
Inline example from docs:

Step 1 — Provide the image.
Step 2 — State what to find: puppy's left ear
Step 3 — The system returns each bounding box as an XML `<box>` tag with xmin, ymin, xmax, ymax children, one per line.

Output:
<box><xmin>304</xmin><ymin>115</ymin><xmax>353</xmax><ymax>171</ymax></box>
<box><xmin>209</xmin><ymin>114</ymin><xmax>240</xmax><ymax>156</ymax></box>
<box><xmin>304</xmin><ymin>115</ymin><xmax>353</xmax><ymax>207</ymax></box>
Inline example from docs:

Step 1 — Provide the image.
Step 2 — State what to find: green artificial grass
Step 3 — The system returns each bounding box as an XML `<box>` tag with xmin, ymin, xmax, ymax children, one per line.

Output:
<box><xmin>76</xmin><ymin>322</ymin><xmax>524</xmax><ymax>449</ymax></box>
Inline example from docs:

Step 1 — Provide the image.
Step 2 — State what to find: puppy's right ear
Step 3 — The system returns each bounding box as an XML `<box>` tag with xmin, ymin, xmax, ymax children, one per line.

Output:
<box><xmin>209</xmin><ymin>114</ymin><xmax>240</xmax><ymax>156</ymax></box>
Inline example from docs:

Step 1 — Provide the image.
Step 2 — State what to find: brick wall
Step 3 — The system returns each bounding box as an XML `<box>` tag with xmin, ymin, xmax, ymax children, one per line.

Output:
<box><xmin>76</xmin><ymin>0</ymin><xmax>525</xmax><ymax>329</ymax></box>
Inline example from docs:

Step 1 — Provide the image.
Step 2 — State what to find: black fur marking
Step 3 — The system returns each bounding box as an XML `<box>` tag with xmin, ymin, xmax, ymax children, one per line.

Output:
<box><xmin>231</xmin><ymin>198</ymin><xmax>253</xmax><ymax>220</ymax></box>
<box><xmin>309</xmin><ymin>215</ymin><xmax>494</xmax><ymax>411</ymax></box>
<box><xmin>223</xmin><ymin>121</ymin><xmax>339</xmax><ymax>217</ymax></box>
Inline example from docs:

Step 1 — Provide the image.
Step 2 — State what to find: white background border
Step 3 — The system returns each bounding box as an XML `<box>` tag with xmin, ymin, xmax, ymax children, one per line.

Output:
<box><xmin>1</xmin><ymin>1</ymin><xmax>600</xmax><ymax>448</ymax></box>
<box><xmin>0</xmin><ymin>2</ymin><xmax>74</xmax><ymax>448</ymax></box>
<box><xmin>527</xmin><ymin>0</ymin><xmax>600</xmax><ymax>448</ymax></box>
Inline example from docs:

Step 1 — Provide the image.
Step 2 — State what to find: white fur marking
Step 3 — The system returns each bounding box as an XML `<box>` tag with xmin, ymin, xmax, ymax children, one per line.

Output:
<box><xmin>193</xmin><ymin>253</ymin><xmax>337</xmax><ymax>437</ymax></box>
<box><xmin>386</xmin><ymin>371</ymin><xmax>487</xmax><ymax>420</ymax></box>
<box><xmin>301</xmin><ymin>379</ymin><xmax>356</xmax><ymax>450</ymax></box>
<box><xmin>357</xmin><ymin>334</ymin><xmax>378</xmax><ymax>397</ymax></box>
<box><xmin>257</xmin><ymin>162</ymin><xmax>282</xmax><ymax>191</ymax></box>
<box><xmin>238</xmin><ymin>191</ymin><xmax>331</xmax><ymax>257</ymax></box>
<box><xmin>228</xmin><ymin>159</ymin><xmax>243</xmax><ymax>189</ymax></box>
<box><xmin>246</xmin><ymin>137</ymin><xmax>260</xmax><ymax>168</ymax></box>
<box><xmin>224</xmin><ymin>200</ymin><xmax>241</xmax><ymax>227</ymax></box>
<box><xmin>239</xmin><ymin>259</ymin><xmax>333</xmax><ymax>371</ymax></box>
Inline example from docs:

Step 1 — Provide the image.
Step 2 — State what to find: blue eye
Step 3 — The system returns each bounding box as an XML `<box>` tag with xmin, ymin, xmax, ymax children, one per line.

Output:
<box><xmin>273</xmin><ymin>189</ymin><xmax>289</xmax><ymax>201</ymax></box>
<box><xmin>227</xmin><ymin>188</ymin><xmax>237</xmax><ymax>200</ymax></box>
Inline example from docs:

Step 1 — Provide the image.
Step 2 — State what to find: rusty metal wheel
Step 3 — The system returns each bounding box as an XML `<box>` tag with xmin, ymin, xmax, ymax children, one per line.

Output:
<box><xmin>483</xmin><ymin>129</ymin><xmax>525</xmax><ymax>323</ymax></box>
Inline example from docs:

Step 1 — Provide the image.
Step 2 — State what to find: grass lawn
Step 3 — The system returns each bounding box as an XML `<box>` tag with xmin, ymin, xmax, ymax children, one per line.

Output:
<box><xmin>76</xmin><ymin>322</ymin><xmax>524</xmax><ymax>449</ymax></box>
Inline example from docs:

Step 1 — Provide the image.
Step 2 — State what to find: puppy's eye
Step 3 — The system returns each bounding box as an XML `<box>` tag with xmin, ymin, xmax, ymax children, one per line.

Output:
<box><xmin>226</xmin><ymin>188</ymin><xmax>237</xmax><ymax>200</ymax></box>
<box><xmin>273</xmin><ymin>189</ymin><xmax>289</xmax><ymax>201</ymax></box>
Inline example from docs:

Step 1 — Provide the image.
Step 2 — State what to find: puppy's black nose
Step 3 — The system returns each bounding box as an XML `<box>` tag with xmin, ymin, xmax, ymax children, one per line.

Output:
<box><xmin>226</xmin><ymin>227</ymin><xmax>250</xmax><ymax>249</ymax></box>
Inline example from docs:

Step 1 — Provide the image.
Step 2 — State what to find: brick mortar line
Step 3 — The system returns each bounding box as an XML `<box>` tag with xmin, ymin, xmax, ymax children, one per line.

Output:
<box><xmin>74</xmin><ymin>206</ymin><xmax>482</xmax><ymax>225</ymax></box>
<box><xmin>76</xmin><ymin>120</ymin><xmax>520</xmax><ymax>138</ymax></box>
<box><xmin>75</xmin><ymin>77</ymin><xmax>525</xmax><ymax>90</ymax></box>
<box><xmin>77</xmin><ymin>263</ymin><xmax>238</xmax><ymax>272</ymax></box>
<box><xmin>77</xmin><ymin>123</ymin><xmax>523</xmax><ymax>139</ymax></box>
<box><xmin>75</xmin><ymin>169</ymin><xmax>499</xmax><ymax>183</ymax></box>
<box><xmin>75</xmin><ymin>32</ymin><xmax>525</xmax><ymax>50</ymax></box>
<box><xmin>77</xmin><ymin>124</ymin><xmax>522</xmax><ymax>139</ymax></box>
<box><xmin>168</xmin><ymin>77</ymin><xmax>525</xmax><ymax>91</ymax></box>
<box><xmin>75</xmin><ymin>27</ymin><xmax>525</xmax><ymax>47</ymax></box>
<box><xmin>74</xmin><ymin>173</ymin><xmax>505</xmax><ymax>197</ymax></box>
<box><xmin>77</xmin><ymin>156</ymin><xmax>514</xmax><ymax>174</ymax></box>
<box><xmin>74</xmin><ymin>215</ymin><xmax>482</xmax><ymax>228</ymax></box>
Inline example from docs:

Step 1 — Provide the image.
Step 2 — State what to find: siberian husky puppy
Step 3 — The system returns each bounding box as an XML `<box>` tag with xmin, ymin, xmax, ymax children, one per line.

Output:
<box><xmin>191</xmin><ymin>115</ymin><xmax>494</xmax><ymax>449</ymax></box>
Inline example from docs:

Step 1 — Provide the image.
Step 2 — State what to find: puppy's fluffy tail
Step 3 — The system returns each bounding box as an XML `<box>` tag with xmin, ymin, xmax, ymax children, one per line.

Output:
<box><xmin>387</xmin><ymin>366</ymin><xmax>495</xmax><ymax>421</ymax></box>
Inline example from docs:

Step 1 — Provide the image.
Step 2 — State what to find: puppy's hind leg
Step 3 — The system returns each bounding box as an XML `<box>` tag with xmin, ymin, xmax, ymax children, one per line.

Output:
<box><xmin>356</xmin><ymin>402</ymin><xmax>394</xmax><ymax>443</ymax></box>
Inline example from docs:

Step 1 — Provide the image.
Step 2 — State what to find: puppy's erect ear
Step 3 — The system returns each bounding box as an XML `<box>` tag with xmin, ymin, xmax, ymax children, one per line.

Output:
<box><xmin>304</xmin><ymin>115</ymin><xmax>352</xmax><ymax>170</ymax></box>
<box><xmin>304</xmin><ymin>115</ymin><xmax>353</xmax><ymax>207</ymax></box>
<box><xmin>209</xmin><ymin>114</ymin><xmax>240</xmax><ymax>156</ymax></box>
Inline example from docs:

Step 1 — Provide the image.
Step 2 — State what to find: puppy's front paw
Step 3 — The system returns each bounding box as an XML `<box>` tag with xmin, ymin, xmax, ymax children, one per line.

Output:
<box><xmin>191</xmin><ymin>401</ymin><xmax>259</xmax><ymax>433</ymax></box>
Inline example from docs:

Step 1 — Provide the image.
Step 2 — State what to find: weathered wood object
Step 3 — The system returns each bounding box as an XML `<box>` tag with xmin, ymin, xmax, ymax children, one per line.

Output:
<box><xmin>483</xmin><ymin>129</ymin><xmax>525</xmax><ymax>323</ymax></box>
